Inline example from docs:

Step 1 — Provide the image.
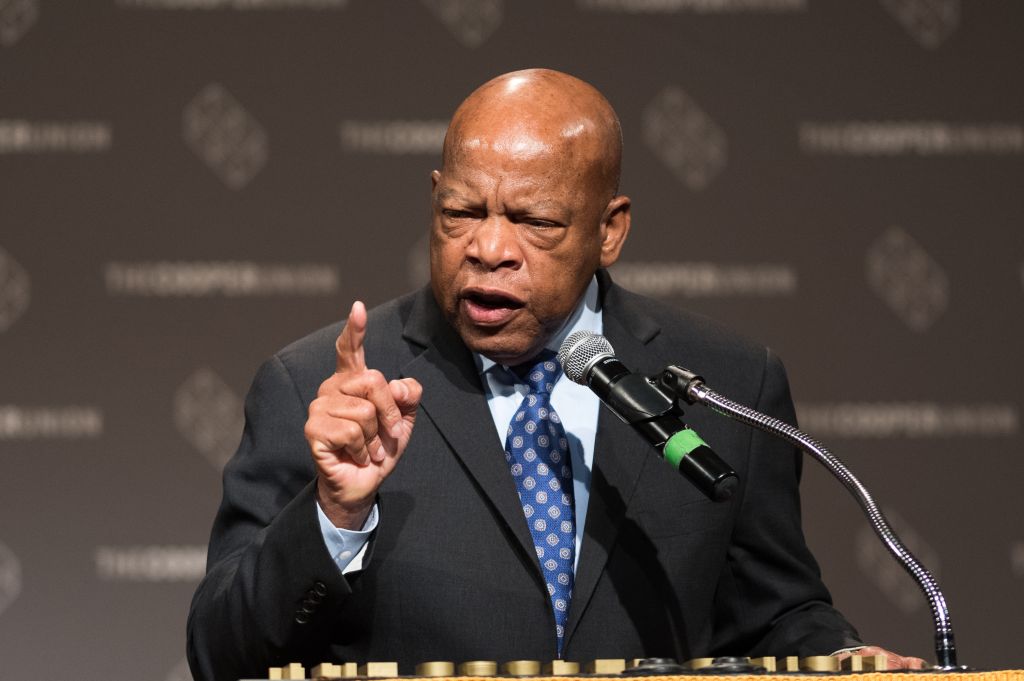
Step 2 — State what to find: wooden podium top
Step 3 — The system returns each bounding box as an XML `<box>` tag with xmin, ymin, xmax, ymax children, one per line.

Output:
<box><xmin>256</xmin><ymin>669</ymin><xmax>1024</xmax><ymax>681</ymax></box>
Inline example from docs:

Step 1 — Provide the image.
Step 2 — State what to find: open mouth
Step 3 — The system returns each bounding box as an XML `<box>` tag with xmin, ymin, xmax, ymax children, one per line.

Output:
<box><xmin>460</xmin><ymin>288</ymin><xmax>525</xmax><ymax>325</ymax></box>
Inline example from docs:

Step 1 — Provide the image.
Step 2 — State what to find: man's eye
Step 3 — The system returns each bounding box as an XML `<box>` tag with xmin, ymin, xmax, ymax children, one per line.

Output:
<box><xmin>524</xmin><ymin>219</ymin><xmax>558</xmax><ymax>228</ymax></box>
<box><xmin>442</xmin><ymin>209</ymin><xmax>473</xmax><ymax>219</ymax></box>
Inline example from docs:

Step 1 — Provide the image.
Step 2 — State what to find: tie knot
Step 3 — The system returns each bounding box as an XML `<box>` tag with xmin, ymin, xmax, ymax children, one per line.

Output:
<box><xmin>514</xmin><ymin>350</ymin><xmax>561</xmax><ymax>395</ymax></box>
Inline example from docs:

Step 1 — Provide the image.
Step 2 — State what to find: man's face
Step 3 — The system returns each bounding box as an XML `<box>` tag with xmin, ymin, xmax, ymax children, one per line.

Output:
<box><xmin>429</xmin><ymin>128</ymin><xmax>628</xmax><ymax>366</ymax></box>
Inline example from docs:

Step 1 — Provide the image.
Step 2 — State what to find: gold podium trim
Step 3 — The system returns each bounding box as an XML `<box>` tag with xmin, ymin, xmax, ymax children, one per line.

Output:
<box><xmin>303</xmin><ymin>670</ymin><xmax>1024</xmax><ymax>681</ymax></box>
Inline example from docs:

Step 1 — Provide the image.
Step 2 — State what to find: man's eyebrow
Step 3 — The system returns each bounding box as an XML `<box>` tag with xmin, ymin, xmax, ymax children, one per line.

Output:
<box><xmin>524</xmin><ymin>200</ymin><xmax>566</xmax><ymax>211</ymax></box>
<box><xmin>509</xmin><ymin>200</ymin><xmax>570</xmax><ymax>215</ymax></box>
<box><xmin>435</xmin><ymin>187</ymin><xmax>470</xmax><ymax>203</ymax></box>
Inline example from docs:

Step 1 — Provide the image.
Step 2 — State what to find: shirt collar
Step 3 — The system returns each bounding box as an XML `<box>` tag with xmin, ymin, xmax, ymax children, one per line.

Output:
<box><xmin>474</xmin><ymin>275</ymin><xmax>603</xmax><ymax>377</ymax></box>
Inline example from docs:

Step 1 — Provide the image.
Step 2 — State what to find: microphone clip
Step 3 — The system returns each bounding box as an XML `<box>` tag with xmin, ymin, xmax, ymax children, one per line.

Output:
<box><xmin>657</xmin><ymin>364</ymin><xmax>706</xmax><ymax>406</ymax></box>
<box><xmin>585</xmin><ymin>356</ymin><xmax>689</xmax><ymax>443</ymax></box>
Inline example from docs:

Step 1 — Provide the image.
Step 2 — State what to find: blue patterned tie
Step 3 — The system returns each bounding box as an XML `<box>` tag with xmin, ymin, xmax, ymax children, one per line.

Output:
<box><xmin>504</xmin><ymin>351</ymin><xmax>575</xmax><ymax>656</ymax></box>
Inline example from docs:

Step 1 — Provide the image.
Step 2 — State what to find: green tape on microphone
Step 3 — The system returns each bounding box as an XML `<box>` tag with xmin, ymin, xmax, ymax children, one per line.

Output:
<box><xmin>663</xmin><ymin>428</ymin><xmax>709</xmax><ymax>469</ymax></box>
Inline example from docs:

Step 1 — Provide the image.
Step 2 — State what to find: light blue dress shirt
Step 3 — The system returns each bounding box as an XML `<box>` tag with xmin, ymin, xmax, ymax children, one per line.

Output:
<box><xmin>317</xmin><ymin>276</ymin><xmax>603</xmax><ymax>574</ymax></box>
<box><xmin>474</xmin><ymin>277</ymin><xmax>602</xmax><ymax>570</ymax></box>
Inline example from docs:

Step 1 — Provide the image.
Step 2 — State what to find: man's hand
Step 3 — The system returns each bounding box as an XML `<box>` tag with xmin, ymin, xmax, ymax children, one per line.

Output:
<box><xmin>834</xmin><ymin>645</ymin><xmax>928</xmax><ymax>670</ymax></box>
<box><xmin>305</xmin><ymin>301</ymin><xmax>422</xmax><ymax>529</ymax></box>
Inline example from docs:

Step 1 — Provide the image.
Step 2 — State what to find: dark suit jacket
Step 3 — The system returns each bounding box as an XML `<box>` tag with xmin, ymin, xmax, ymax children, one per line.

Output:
<box><xmin>187</xmin><ymin>273</ymin><xmax>861</xmax><ymax>681</ymax></box>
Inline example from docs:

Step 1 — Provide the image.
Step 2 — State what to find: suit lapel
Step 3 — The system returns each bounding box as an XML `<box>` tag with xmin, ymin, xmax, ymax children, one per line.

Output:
<box><xmin>398</xmin><ymin>277</ymin><xmax>667</xmax><ymax>645</ymax></box>
<box><xmin>400</xmin><ymin>289</ymin><xmax>542</xmax><ymax>576</ymax></box>
<box><xmin>564</xmin><ymin>275</ymin><xmax>663</xmax><ymax>646</ymax></box>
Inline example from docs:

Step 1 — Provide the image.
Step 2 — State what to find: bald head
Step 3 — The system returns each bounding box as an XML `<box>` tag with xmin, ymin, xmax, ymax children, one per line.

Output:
<box><xmin>442</xmin><ymin>69</ymin><xmax>623</xmax><ymax>198</ymax></box>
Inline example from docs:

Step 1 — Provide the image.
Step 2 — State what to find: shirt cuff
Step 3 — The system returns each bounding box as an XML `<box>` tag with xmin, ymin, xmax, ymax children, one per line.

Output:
<box><xmin>316</xmin><ymin>501</ymin><xmax>379</xmax><ymax>574</ymax></box>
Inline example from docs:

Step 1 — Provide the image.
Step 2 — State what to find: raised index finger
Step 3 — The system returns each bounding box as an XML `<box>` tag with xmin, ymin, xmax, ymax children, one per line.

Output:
<box><xmin>335</xmin><ymin>300</ymin><xmax>368</xmax><ymax>374</ymax></box>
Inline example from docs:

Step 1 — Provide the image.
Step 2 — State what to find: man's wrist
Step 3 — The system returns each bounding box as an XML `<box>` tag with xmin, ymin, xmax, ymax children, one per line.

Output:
<box><xmin>316</xmin><ymin>500</ymin><xmax>378</xmax><ymax>573</ymax></box>
<box><xmin>316</xmin><ymin>478</ymin><xmax>374</xmax><ymax>530</ymax></box>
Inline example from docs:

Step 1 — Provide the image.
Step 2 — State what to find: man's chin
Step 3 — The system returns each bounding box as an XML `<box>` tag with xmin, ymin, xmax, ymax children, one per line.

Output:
<box><xmin>456</xmin><ymin>323</ymin><xmax>541</xmax><ymax>367</ymax></box>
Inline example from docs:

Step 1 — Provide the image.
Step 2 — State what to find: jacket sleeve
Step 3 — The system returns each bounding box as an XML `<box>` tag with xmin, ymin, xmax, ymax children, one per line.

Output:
<box><xmin>709</xmin><ymin>349</ymin><xmax>863</xmax><ymax>656</ymax></box>
<box><xmin>186</xmin><ymin>355</ymin><xmax>357</xmax><ymax>681</ymax></box>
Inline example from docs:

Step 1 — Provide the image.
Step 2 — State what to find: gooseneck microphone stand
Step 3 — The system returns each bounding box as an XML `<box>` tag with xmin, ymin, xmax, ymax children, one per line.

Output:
<box><xmin>658</xmin><ymin>365</ymin><xmax>961</xmax><ymax>671</ymax></box>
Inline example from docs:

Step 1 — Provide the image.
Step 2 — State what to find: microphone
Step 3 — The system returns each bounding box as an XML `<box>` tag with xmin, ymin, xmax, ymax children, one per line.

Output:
<box><xmin>557</xmin><ymin>331</ymin><xmax>738</xmax><ymax>502</ymax></box>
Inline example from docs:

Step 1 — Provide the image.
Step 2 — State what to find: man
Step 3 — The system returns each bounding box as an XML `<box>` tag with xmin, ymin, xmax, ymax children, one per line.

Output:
<box><xmin>187</xmin><ymin>69</ymin><xmax>923</xmax><ymax>681</ymax></box>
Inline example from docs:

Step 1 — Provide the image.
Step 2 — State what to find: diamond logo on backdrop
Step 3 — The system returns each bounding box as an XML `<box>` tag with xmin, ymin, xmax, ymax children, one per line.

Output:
<box><xmin>0</xmin><ymin>246</ymin><xmax>30</xmax><ymax>333</ymax></box>
<box><xmin>0</xmin><ymin>541</ymin><xmax>22</xmax><ymax>618</ymax></box>
<box><xmin>0</xmin><ymin>0</ymin><xmax>38</xmax><ymax>47</ymax></box>
<box><xmin>855</xmin><ymin>509</ymin><xmax>939</xmax><ymax>614</ymax></box>
<box><xmin>880</xmin><ymin>0</ymin><xmax>960</xmax><ymax>49</ymax></box>
<box><xmin>643</xmin><ymin>86</ymin><xmax>727</xmax><ymax>191</ymax></box>
<box><xmin>175</xmin><ymin>369</ymin><xmax>244</xmax><ymax>470</ymax></box>
<box><xmin>1012</xmin><ymin>541</ymin><xmax>1024</xmax><ymax>579</ymax></box>
<box><xmin>866</xmin><ymin>226</ymin><xmax>948</xmax><ymax>332</ymax></box>
<box><xmin>422</xmin><ymin>0</ymin><xmax>503</xmax><ymax>48</ymax></box>
<box><xmin>182</xmin><ymin>84</ymin><xmax>268</xmax><ymax>190</ymax></box>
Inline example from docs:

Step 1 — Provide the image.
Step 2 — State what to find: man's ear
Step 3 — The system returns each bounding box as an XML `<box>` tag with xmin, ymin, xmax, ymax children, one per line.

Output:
<box><xmin>430</xmin><ymin>169</ymin><xmax>441</xmax><ymax>190</ymax></box>
<box><xmin>599</xmin><ymin>195</ymin><xmax>631</xmax><ymax>268</ymax></box>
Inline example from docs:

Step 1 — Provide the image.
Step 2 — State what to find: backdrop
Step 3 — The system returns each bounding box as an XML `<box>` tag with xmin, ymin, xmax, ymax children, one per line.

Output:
<box><xmin>1</xmin><ymin>1</ymin><xmax>1021</xmax><ymax>679</ymax></box>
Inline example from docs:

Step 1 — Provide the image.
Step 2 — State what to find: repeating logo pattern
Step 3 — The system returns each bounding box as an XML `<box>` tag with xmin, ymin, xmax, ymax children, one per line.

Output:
<box><xmin>2</xmin><ymin>2</ymin><xmax>1022</xmax><ymax>675</ymax></box>
<box><xmin>0</xmin><ymin>246</ymin><xmax>30</xmax><ymax>333</ymax></box>
<box><xmin>119</xmin><ymin>0</ymin><xmax>347</xmax><ymax>8</ymax></box>
<box><xmin>611</xmin><ymin>261</ymin><xmax>797</xmax><ymax>298</ymax></box>
<box><xmin>0</xmin><ymin>120</ymin><xmax>113</xmax><ymax>153</ymax></box>
<box><xmin>0</xmin><ymin>405</ymin><xmax>104</xmax><ymax>439</ymax></box>
<box><xmin>339</xmin><ymin>119</ymin><xmax>448</xmax><ymax>154</ymax></box>
<box><xmin>183</xmin><ymin>84</ymin><xmax>268</xmax><ymax>189</ymax></box>
<box><xmin>95</xmin><ymin>545</ymin><xmax>207</xmax><ymax>582</ymax></box>
<box><xmin>0</xmin><ymin>0</ymin><xmax>37</xmax><ymax>47</ymax></box>
<box><xmin>880</xmin><ymin>0</ymin><xmax>960</xmax><ymax>49</ymax></box>
<box><xmin>796</xmin><ymin>402</ymin><xmax>1019</xmax><ymax>438</ymax></box>
<box><xmin>104</xmin><ymin>261</ymin><xmax>339</xmax><ymax>297</ymax></box>
<box><xmin>799</xmin><ymin>121</ymin><xmax>1024</xmax><ymax>155</ymax></box>
<box><xmin>174</xmin><ymin>369</ymin><xmax>244</xmax><ymax>470</ymax></box>
<box><xmin>422</xmin><ymin>0</ymin><xmax>503</xmax><ymax>48</ymax></box>
<box><xmin>643</xmin><ymin>86</ymin><xmax>727</xmax><ymax>190</ymax></box>
<box><xmin>855</xmin><ymin>509</ymin><xmax>940</xmax><ymax>614</ymax></box>
<box><xmin>866</xmin><ymin>226</ymin><xmax>948</xmax><ymax>332</ymax></box>
<box><xmin>0</xmin><ymin>540</ymin><xmax>22</xmax><ymax>618</ymax></box>
<box><xmin>577</xmin><ymin>0</ymin><xmax>806</xmax><ymax>12</ymax></box>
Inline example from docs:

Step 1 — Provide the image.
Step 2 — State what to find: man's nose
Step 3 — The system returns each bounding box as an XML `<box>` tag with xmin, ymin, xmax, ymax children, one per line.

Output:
<box><xmin>466</xmin><ymin>216</ymin><xmax>522</xmax><ymax>270</ymax></box>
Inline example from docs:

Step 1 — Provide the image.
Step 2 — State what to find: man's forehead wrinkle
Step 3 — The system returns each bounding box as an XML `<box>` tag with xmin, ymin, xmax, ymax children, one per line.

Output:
<box><xmin>451</xmin><ymin>116</ymin><xmax>593</xmax><ymax>169</ymax></box>
<box><xmin>441</xmin><ymin>170</ymin><xmax>555</xmax><ymax>202</ymax></box>
<box><xmin>491</xmin><ymin>133</ymin><xmax>550</xmax><ymax>159</ymax></box>
<box><xmin>453</xmin><ymin>112</ymin><xmax>559</xmax><ymax>150</ymax></box>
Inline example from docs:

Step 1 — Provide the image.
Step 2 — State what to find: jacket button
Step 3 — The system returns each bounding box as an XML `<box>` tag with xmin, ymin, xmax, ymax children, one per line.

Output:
<box><xmin>294</xmin><ymin>612</ymin><xmax>310</xmax><ymax>624</ymax></box>
<box><xmin>313</xmin><ymin>581</ymin><xmax>328</xmax><ymax>596</ymax></box>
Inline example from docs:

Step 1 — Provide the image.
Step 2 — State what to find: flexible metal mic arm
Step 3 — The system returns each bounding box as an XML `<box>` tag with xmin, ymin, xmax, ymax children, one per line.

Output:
<box><xmin>658</xmin><ymin>365</ymin><xmax>960</xmax><ymax>670</ymax></box>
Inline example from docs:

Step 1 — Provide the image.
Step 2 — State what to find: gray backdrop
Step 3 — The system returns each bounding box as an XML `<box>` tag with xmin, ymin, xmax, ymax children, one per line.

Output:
<box><xmin>1</xmin><ymin>1</ymin><xmax>1021</xmax><ymax>679</ymax></box>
